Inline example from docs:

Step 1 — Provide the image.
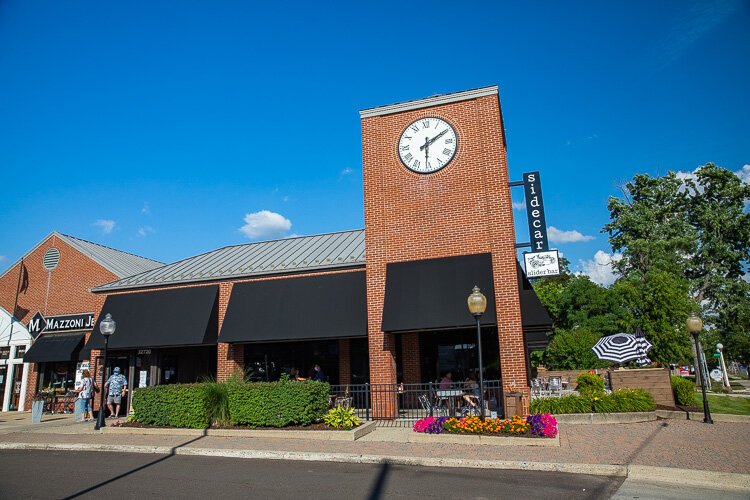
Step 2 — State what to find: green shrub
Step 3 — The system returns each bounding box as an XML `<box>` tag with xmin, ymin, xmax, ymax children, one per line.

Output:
<box><xmin>608</xmin><ymin>389</ymin><xmax>656</xmax><ymax>412</ymax></box>
<box><xmin>576</xmin><ymin>372</ymin><xmax>605</xmax><ymax>397</ymax></box>
<box><xmin>324</xmin><ymin>405</ymin><xmax>360</xmax><ymax>429</ymax></box>
<box><xmin>203</xmin><ymin>381</ymin><xmax>230</xmax><ymax>426</ymax></box>
<box><xmin>227</xmin><ymin>379</ymin><xmax>329</xmax><ymax>427</ymax></box>
<box><xmin>132</xmin><ymin>384</ymin><xmax>212</xmax><ymax>428</ymax></box>
<box><xmin>530</xmin><ymin>389</ymin><xmax>655</xmax><ymax>414</ymax></box>
<box><xmin>671</xmin><ymin>376</ymin><xmax>696</xmax><ymax>405</ymax></box>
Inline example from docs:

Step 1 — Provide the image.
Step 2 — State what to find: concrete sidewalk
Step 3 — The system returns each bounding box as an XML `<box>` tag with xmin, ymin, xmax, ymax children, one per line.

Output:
<box><xmin>1</xmin><ymin>412</ymin><xmax>749</xmax><ymax>492</ymax></box>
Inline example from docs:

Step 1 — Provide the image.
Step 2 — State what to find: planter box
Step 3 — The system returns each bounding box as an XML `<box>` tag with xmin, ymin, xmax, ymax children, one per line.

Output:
<box><xmin>406</xmin><ymin>432</ymin><xmax>559</xmax><ymax>447</ymax></box>
<box><xmin>102</xmin><ymin>420</ymin><xmax>376</xmax><ymax>441</ymax></box>
<box><xmin>554</xmin><ymin>412</ymin><xmax>657</xmax><ymax>425</ymax></box>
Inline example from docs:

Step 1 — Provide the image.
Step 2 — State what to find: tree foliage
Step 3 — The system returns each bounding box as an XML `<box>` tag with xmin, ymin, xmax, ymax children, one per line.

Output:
<box><xmin>544</xmin><ymin>328</ymin><xmax>610</xmax><ymax>370</ymax></box>
<box><xmin>604</xmin><ymin>163</ymin><xmax>750</xmax><ymax>363</ymax></box>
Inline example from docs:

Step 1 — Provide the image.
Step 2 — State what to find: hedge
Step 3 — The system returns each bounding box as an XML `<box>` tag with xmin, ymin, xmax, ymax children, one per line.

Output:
<box><xmin>227</xmin><ymin>379</ymin><xmax>329</xmax><ymax>427</ymax></box>
<box><xmin>671</xmin><ymin>375</ymin><xmax>696</xmax><ymax>406</ymax></box>
<box><xmin>132</xmin><ymin>384</ymin><xmax>212</xmax><ymax>428</ymax></box>
<box><xmin>530</xmin><ymin>389</ymin><xmax>656</xmax><ymax>414</ymax></box>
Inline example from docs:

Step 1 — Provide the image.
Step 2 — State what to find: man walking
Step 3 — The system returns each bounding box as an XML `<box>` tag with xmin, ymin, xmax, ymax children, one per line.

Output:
<box><xmin>105</xmin><ymin>367</ymin><xmax>128</xmax><ymax>419</ymax></box>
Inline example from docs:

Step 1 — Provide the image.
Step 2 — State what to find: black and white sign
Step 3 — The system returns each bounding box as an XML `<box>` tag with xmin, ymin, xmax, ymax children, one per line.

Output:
<box><xmin>524</xmin><ymin>250</ymin><xmax>561</xmax><ymax>278</ymax></box>
<box><xmin>523</xmin><ymin>171</ymin><xmax>549</xmax><ymax>252</ymax></box>
<box><xmin>28</xmin><ymin>311</ymin><xmax>96</xmax><ymax>339</ymax></box>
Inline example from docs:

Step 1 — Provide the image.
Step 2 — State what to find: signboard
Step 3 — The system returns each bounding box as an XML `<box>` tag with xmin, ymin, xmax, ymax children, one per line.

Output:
<box><xmin>524</xmin><ymin>250</ymin><xmax>561</xmax><ymax>278</ymax></box>
<box><xmin>28</xmin><ymin>311</ymin><xmax>96</xmax><ymax>339</ymax></box>
<box><xmin>710</xmin><ymin>369</ymin><xmax>723</xmax><ymax>382</ymax></box>
<box><xmin>522</xmin><ymin>171</ymin><xmax>549</xmax><ymax>252</ymax></box>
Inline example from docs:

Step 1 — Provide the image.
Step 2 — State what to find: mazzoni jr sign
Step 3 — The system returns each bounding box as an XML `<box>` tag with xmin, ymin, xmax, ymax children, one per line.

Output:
<box><xmin>28</xmin><ymin>311</ymin><xmax>96</xmax><ymax>339</ymax></box>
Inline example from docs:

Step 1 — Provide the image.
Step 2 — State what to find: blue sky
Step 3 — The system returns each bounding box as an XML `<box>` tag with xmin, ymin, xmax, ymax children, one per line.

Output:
<box><xmin>1</xmin><ymin>0</ymin><xmax>748</xmax><ymax>285</ymax></box>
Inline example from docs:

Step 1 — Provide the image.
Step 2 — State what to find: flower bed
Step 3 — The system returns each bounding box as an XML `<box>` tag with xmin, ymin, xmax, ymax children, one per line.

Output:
<box><xmin>412</xmin><ymin>414</ymin><xmax>558</xmax><ymax>438</ymax></box>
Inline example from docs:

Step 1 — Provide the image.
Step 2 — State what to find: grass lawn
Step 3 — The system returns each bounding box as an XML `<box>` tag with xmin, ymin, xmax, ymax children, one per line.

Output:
<box><xmin>695</xmin><ymin>393</ymin><xmax>750</xmax><ymax>415</ymax></box>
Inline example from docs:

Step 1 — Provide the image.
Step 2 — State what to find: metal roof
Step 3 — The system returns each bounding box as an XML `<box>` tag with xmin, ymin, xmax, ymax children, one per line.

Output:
<box><xmin>0</xmin><ymin>231</ymin><xmax>164</xmax><ymax>282</ymax></box>
<box><xmin>92</xmin><ymin>229</ymin><xmax>366</xmax><ymax>292</ymax></box>
<box><xmin>57</xmin><ymin>233</ymin><xmax>164</xmax><ymax>278</ymax></box>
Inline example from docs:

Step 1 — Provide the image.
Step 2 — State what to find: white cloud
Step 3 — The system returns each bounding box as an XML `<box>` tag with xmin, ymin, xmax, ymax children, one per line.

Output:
<box><xmin>282</xmin><ymin>195</ymin><xmax>289</xmax><ymax>202</ymax></box>
<box><xmin>548</xmin><ymin>226</ymin><xmax>595</xmax><ymax>244</ymax></box>
<box><xmin>736</xmin><ymin>165</ymin><xmax>750</xmax><ymax>185</ymax></box>
<box><xmin>137</xmin><ymin>226</ymin><xmax>155</xmax><ymax>237</ymax></box>
<box><xmin>340</xmin><ymin>167</ymin><xmax>354</xmax><ymax>176</ymax></box>
<box><xmin>512</xmin><ymin>201</ymin><xmax>526</xmax><ymax>211</ymax></box>
<box><xmin>577</xmin><ymin>250</ymin><xmax>622</xmax><ymax>287</ymax></box>
<box><xmin>240</xmin><ymin>210</ymin><xmax>292</xmax><ymax>240</ymax></box>
<box><xmin>141</xmin><ymin>202</ymin><xmax>150</xmax><ymax>215</ymax></box>
<box><xmin>93</xmin><ymin>219</ymin><xmax>115</xmax><ymax>234</ymax></box>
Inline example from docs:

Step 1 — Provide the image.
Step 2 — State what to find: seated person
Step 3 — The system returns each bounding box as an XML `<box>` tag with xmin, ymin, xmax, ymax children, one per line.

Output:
<box><xmin>463</xmin><ymin>373</ymin><xmax>479</xmax><ymax>407</ymax></box>
<box><xmin>439</xmin><ymin>371</ymin><xmax>453</xmax><ymax>390</ymax></box>
<box><xmin>289</xmin><ymin>367</ymin><xmax>306</xmax><ymax>381</ymax></box>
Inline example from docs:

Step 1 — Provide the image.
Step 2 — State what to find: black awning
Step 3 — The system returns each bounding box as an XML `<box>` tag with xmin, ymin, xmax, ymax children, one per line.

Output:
<box><xmin>24</xmin><ymin>332</ymin><xmax>85</xmax><ymax>363</ymax></box>
<box><xmin>220</xmin><ymin>271</ymin><xmax>367</xmax><ymax>343</ymax></box>
<box><xmin>517</xmin><ymin>262</ymin><xmax>553</xmax><ymax>349</ymax></box>
<box><xmin>382</xmin><ymin>253</ymin><xmax>497</xmax><ymax>332</ymax></box>
<box><xmin>381</xmin><ymin>254</ymin><xmax>552</xmax><ymax>344</ymax></box>
<box><xmin>85</xmin><ymin>285</ymin><xmax>218</xmax><ymax>350</ymax></box>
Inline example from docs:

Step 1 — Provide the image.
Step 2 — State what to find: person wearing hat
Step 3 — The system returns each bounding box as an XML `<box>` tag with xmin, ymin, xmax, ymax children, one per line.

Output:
<box><xmin>104</xmin><ymin>367</ymin><xmax>128</xmax><ymax>419</ymax></box>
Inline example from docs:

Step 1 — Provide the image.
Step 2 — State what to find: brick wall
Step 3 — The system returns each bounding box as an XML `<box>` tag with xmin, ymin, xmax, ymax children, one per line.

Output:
<box><xmin>362</xmin><ymin>91</ymin><xmax>530</xmax><ymax>413</ymax></box>
<box><xmin>0</xmin><ymin>234</ymin><xmax>119</xmax><ymax>410</ymax></box>
<box><xmin>338</xmin><ymin>338</ymin><xmax>351</xmax><ymax>386</ymax></box>
<box><xmin>401</xmin><ymin>333</ymin><xmax>421</xmax><ymax>384</ymax></box>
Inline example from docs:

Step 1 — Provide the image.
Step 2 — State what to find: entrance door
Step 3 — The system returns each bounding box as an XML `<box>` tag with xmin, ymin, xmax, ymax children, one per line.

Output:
<box><xmin>106</xmin><ymin>356</ymin><xmax>131</xmax><ymax>415</ymax></box>
<box><xmin>135</xmin><ymin>351</ymin><xmax>153</xmax><ymax>389</ymax></box>
<box><xmin>9</xmin><ymin>364</ymin><xmax>23</xmax><ymax>411</ymax></box>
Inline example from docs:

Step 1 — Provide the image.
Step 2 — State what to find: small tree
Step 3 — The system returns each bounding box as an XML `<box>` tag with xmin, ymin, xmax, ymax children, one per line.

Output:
<box><xmin>544</xmin><ymin>328</ymin><xmax>610</xmax><ymax>370</ymax></box>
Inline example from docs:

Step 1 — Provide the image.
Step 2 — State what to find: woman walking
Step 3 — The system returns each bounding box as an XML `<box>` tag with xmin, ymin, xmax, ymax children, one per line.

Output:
<box><xmin>77</xmin><ymin>369</ymin><xmax>95</xmax><ymax>421</ymax></box>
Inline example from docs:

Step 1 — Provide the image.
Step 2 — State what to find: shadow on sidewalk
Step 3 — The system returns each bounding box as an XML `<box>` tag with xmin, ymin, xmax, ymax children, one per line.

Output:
<box><xmin>621</xmin><ymin>420</ymin><xmax>670</xmax><ymax>465</ymax></box>
<box><xmin>62</xmin><ymin>431</ymin><xmax>209</xmax><ymax>499</ymax></box>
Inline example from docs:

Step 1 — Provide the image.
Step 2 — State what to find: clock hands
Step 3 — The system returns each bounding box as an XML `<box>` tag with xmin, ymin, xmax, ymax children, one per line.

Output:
<box><xmin>423</xmin><ymin>136</ymin><xmax>430</xmax><ymax>166</ymax></box>
<box><xmin>420</xmin><ymin>128</ymin><xmax>450</xmax><ymax>151</ymax></box>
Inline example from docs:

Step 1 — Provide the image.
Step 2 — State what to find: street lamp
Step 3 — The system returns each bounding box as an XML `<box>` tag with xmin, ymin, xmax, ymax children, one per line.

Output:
<box><xmin>716</xmin><ymin>343</ymin><xmax>730</xmax><ymax>388</ymax></box>
<box><xmin>467</xmin><ymin>286</ymin><xmax>487</xmax><ymax>421</ymax></box>
<box><xmin>686</xmin><ymin>313</ymin><xmax>712</xmax><ymax>424</ymax></box>
<box><xmin>94</xmin><ymin>313</ymin><xmax>116</xmax><ymax>430</ymax></box>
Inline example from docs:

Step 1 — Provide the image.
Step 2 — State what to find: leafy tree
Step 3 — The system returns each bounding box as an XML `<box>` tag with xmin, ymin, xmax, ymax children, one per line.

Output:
<box><xmin>604</xmin><ymin>163</ymin><xmax>750</xmax><ymax>365</ymax></box>
<box><xmin>544</xmin><ymin>328</ymin><xmax>609</xmax><ymax>370</ymax></box>
<box><xmin>557</xmin><ymin>276</ymin><xmax>627</xmax><ymax>336</ymax></box>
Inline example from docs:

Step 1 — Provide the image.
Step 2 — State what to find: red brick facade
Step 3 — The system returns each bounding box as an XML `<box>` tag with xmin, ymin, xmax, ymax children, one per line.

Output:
<box><xmin>0</xmin><ymin>234</ymin><xmax>117</xmax><ymax>410</ymax></box>
<box><xmin>361</xmin><ymin>90</ymin><xmax>529</xmax><ymax>403</ymax></box>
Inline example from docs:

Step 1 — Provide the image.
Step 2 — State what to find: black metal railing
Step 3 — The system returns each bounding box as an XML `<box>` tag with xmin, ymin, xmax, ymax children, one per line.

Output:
<box><xmin>328</xmin><ymin>380</ymin><xmax>504</xmax><ymax>425</ymax></box>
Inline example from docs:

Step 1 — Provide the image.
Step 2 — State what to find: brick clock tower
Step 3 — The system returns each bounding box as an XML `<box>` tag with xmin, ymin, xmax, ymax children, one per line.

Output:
<box><xmin>360</xmin><ymin>86</ymin><xmax>529</xmax><ymax>407</ymax></box>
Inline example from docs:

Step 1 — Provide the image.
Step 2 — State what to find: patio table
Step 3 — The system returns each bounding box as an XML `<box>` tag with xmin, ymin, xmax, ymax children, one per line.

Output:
<box><xmin>436</xmin><ymin>389</ymin><xmax>462</xmax><ymax>416</ymax></box>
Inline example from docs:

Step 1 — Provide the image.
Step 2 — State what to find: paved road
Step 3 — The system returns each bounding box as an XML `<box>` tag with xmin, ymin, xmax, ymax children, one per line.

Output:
<box><xmin>0</xmin><ymin>450</ymin><xmax>623</xmax><ymax>499</ymax></box>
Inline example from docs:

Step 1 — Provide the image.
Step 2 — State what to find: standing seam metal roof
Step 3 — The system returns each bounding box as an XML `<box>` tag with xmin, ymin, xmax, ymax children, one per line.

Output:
<box><xmin>57</xmin><ymin>233</ymin><xmax>164</xmax><ymax>278</ymax></box>
<box><xmin>92</xmin><ymin>229</ymin><xmax>366</xmax><ymax>292</ymax></box>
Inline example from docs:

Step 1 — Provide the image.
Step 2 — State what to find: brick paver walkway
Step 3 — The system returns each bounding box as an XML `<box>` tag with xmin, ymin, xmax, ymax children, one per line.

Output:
<box><xmin>1</xmin><ymin>415</ymin><xmax>748</xmax><ymax>475</ymax></box>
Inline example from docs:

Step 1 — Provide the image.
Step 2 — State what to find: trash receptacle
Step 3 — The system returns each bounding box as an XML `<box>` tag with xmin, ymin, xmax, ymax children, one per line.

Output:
<box><xmin>31</xmin><ymin>399</ymin><xmax>44</xmax><ymax>423</ymax></box>
<box><xmin>503</xmin><ymin>392</ymin><xmax>524</xmax><ymax>418</ymax></box>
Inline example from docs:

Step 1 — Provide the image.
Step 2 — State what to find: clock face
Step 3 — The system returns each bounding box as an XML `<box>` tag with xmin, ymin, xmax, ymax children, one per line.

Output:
<box><xmin>398</xmin><ymin>117</ymin><xmax>457</xmax><ymax>173</ymax></box>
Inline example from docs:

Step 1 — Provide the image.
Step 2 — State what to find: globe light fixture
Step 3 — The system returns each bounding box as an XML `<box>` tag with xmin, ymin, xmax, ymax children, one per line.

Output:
<box><xmin>467</xmin><ymin>286</ymin><xmax>487</xmax><ymax>421</ymax></box>
<box><xmin>686</xmin><ymin>313</ymin><xmax>712</xmax><ymax>424</ymax></box>
<box><xmin>94</xmin><ymin>313</ymin><xmax>116</xmax><ymax>430</ymax></box>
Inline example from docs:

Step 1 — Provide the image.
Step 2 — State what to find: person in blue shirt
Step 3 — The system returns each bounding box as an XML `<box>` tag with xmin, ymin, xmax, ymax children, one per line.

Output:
<box><xmin>312</xmin><ymin>364</ymin><xmax>326</xmax><ymax>382</ymax></box>
<box><xmin>105</xmin><ymin>367</ymin><xmax>128</xmax><ymax>419</ymax></box>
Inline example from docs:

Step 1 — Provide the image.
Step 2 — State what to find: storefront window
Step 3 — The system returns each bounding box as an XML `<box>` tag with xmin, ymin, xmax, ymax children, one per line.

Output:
<box><xmin>38</xmin><ymin>362</ymin><xmax>77</xmax><ymax>394</ymax></box>
<box><xmin>0</xmin><ymin>347</ymin><xmax>9</xmax><ymax>360</ymax></box>
<box><xmin>14</xmin><ymin>345</ymin><xmax>26</xmax><ymax>358</ymax></box>
<box><xmin>244</xmin><ymin>340</ymin><xmax>340</xmax><ymax>384</ymax></box>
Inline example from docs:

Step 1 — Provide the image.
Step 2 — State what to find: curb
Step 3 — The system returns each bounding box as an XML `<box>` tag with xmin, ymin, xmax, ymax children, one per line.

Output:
<box><xmin>1</xmin><ymin>441</ymin><xmax>748</xmax><ymax>491</ymax></box>
<box><xmin>101</xmin><ymin>421</ymin><xmax>377</xmax><ymax>441</ymax></box>
<box><xmin>655</xmin><ymin>410</ymin><xmax>750</xmax><ymax>423</ymax></box>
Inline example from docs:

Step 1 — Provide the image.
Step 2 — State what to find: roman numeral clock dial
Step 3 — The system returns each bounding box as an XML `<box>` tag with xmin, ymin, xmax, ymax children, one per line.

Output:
<box><xmin>397</xmin><ymin>117</ymin><xmax>457</xmax><ymax>173</ymax></box>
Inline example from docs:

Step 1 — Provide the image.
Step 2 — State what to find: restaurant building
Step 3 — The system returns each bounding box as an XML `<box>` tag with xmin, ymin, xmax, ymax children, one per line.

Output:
<box><xmin>0</xmin><ymin>232</ymin><xmax>162</xmax><ymax>411</ymax></box>
<box><xmin>81</xmin><ymin>86</ymin><xmax>552</xmax><ymax>415</ymax></box>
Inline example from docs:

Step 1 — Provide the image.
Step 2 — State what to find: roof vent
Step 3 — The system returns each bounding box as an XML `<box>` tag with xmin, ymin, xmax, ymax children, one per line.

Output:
<box><xmin>43</xmin><ymin>247</ymin><xmax>60</xmax><ymax>271</ymax></box>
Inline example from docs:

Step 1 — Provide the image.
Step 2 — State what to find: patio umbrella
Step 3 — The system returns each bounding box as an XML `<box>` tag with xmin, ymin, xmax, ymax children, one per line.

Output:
<box><xmin>633</xmin><ymin>326</ymin><xmax>653</xmax><ymax>366</ymax></box>
<box><xmin>591</xmin><ymin>333</ymin><xmax>643</xmax><ymax>364</ymax></box>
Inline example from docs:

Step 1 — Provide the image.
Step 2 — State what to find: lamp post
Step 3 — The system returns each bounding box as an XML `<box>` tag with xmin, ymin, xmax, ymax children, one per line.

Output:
<box><xmin>467</xmin><ymin>286</ymin><xmax>487</xmax><ymax>421</ymax></box>
<box><xmin>717</xmin><ymin>343</ymin><xmax>730</xmax><ymax>388</ymax></box>
<box><xmin>94</xmin><ymin>313</ymin><xmax>116</xmax><ymax>430</ymax></box>
<box><xmin>686</xmin><ymin>313</ymin><xmax>712</xmax><ymax>424</ymax></box>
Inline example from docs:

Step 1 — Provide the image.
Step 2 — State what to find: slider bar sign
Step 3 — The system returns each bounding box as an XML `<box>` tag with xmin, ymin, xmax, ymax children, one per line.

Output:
<box><xmin>523</xmin><ymin>171</ymin><xmax>549</xmax><ymax>252</ymax></box>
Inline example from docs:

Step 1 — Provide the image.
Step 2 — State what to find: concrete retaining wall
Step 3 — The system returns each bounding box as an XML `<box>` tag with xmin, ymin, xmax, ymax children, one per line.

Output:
<box><xmin>555</xmin><ymin>412</ymin><xmax>657</xmax><ymax>425</ymax></box>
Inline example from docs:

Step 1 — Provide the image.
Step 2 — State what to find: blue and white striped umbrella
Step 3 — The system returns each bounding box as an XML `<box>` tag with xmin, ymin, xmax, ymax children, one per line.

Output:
<box><xmin>634</xmin><ymin>327</ymin><xmax>653</xmax><ymax>366</ymax></box>
<box><xmin>592</xmin><ymin>333</ymin><xmax>646</xmax><ymax>364</ymax></box>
